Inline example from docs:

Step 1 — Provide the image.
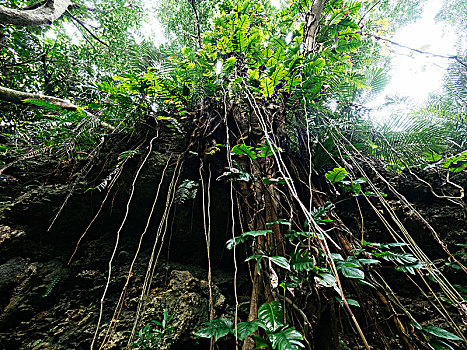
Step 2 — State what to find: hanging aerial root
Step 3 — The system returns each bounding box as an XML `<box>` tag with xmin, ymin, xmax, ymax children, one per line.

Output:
<box><xmin>222</xmin><ymin>87</ymin><xmax>240</xmax><ymax>349</ymax></box>
<box><xmin>323</xmin><ymin>117</ymin><xmax>466</xmax><ymax>342</ymax></box>
<box><xmin>241</xmin><ymin>86</ymin><xmax>371</xmax><ymax>350</ymax></box>
<box><xmin>91</xmin><ymin>136</ymin><xmax>158</xmax><ymax>350</ymax></box>
<box><xmin>127</xmin><ymin>156</ymin><xmax>183</xmax><ymax>348</ymax></box>
<box><xmin>98</xmin><ymin>155</ymin><xmax>172</xmax><ymax>349</ymax></box>
<box><xmin>199</xmin><ymin>161</ymin><xmax>215</xmax><ymax>350</ymax></box>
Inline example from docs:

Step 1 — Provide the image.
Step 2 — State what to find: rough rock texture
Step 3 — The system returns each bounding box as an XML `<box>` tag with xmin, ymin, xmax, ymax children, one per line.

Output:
<box><xmin>0</xmin><ymin>150</ymin><xmax>466</xmax><ymax>349</ymax></box>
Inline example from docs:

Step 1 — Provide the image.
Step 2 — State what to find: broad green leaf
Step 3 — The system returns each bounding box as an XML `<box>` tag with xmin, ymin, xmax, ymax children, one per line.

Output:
<box><xmin>340</xmin><ymin>265</ymin><xmax>364</xmax><ymax>279</ymax></box>
<box><xmin>253</xmin><ymin>335</ymin><xmax>270</xmax><ymax>349</ymax></box>
<box><xmin>248</xmin><ymin>68</ymin><xmax>259</xmax><ymax>80</ymax></box>
<box><xmin>423</xmin><ymin>326</ymin><xmax>462</xmax><ymax>341</ymax></box>
<box><xmin>357</xmin><ymin>259</ymin><xmax>380</xmax><ymax>265</ymax></box>
<box><xmin>429</xmin><ymin>339</ymin><xmax>456</xmax><ymax>350</ymax></box>
<box><xmin>325</xmin><ymin>168</ymin><xmax>348</xmax><ymax>182</ymax></box>
<box><xmin>243</xmin><ymin>230</ymin><xmax>272</xmax><ymax>238</ymax></box>
<box><xmin>335</xmin><ymin>37</ymin><xmax>361</xmax><ymax>54</ymax></box>
<box><xmin>258</xmin><ymin>301</ymin><xmax>284</xmax><ymax>332</ymax></box>
<box><xmin>235</xmin><ymin>31</ymin><xmax>248</xmax><ymax>52</ymax></box>
<box><xmin>260</xmin><ymin>77</ymin><xmax>274</xmax><ymax>97</ymax></box>
<box><xmin>237</xmin><ymin>14</ymin><xmax>250</xmax><ymax>33</ymax></box>
<box><xmin>195</xmin><ymin>318</ymin><xmax>233</xmax><ymax>341</ymax></box>
<box><xmin>271</xmin><ymin>65</ymin><xmax>288</xmax><ymax>86</ymax></box>
<box><xmin>268</xmin><ymin>328</ymin><xmax>305</xmax><ymax>350</ymax></box>
<box><xmin>235</xmin><ymin>320</ymin><xmax>263</xmax><ymax>340</ymax></box>
<box><xmin>262</xmin><ymin>177</ymin><xmax>289</xmax><ymax>185</ymax></box>
<box><xmin>223</xmin><ymin>57</ymin><xmax>237</xmax><ymax>75</ymax></box>
<box><xmin>336</xmin><ymin>297</ymin><xmax>360</xmax><ymax>307</ymax></box>
<box><xmin>346</xmin><ymin>298</ymin><xmax>360</xmax><ymax>307</ymax></box>
<box><xmin>245</xmin><ymin>254</ymin><xmax>264</xmax><ymax>262</ymax></box>
<box><xmin>331</xmin><ymin>253</ymin><xmax>344</xmax><ymax>261</ymax></box>
<box><xmin>266</xmin><ymin>219</ymin><xmax>291</xmax><ymax>226</ymax></box>
<box><xmin>231</xmin><ymin>144</ymin><xmax>257</xmax><ymax>159</ymax></box>
<box><xmin>423</xmin><ymin>150</ymin><xmax>443</xmax><ymax>162</ymax></box>
<box><xmin>256</xmin><ymin>142</ymin><xmax>276</xmax><ymax>157</ymax></box>
<box><xmin>269</xmin><ymin>256</ymin><xmax>290</xmax><ymax>270</ymax></box>
<box><xmin>226</xmin><ymin>236</ymin><xmax>244</xmax><ymax>250</ymax></box>
<box><xmin>291</xmin><ymin>251</ymin><xmax>314</xmax><ymax>272</ymax></box>
<box><xmin>316</xmin><ymin>273</ymin><xmax>337</xmax><ymax>287</ymax></box>
<box><xmin>23</xmin><ymin>99</ymin><xmax>62</xmax><ymax>111</ymax></box>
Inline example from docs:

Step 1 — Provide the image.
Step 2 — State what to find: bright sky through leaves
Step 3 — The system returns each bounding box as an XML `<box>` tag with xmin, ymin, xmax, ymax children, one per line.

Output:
<box><xmin>368</xmin><ymin>0</ymin><xmax>458</xmax><ymax>120</ymax></box>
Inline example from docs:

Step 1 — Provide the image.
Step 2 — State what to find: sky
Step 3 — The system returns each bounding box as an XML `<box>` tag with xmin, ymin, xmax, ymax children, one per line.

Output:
<box><xmin>366</xmin><ymin>0</ymin><xmax>458</xmax><ymax>120</ymax></box>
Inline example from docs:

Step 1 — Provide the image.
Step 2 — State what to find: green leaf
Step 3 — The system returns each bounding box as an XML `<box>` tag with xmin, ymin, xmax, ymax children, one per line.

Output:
<box><xmin>335</xmin><ymin>37</ymin><xmax>361</xmax><ymax>54</ymax></box>
<box><xmin>258</xmin><ymin>301</ymin><xmax>284</xmax><ymax>332</ymax></box>
<box><xmin>364</xmin><ymin>191</ymin><xmax>387</xmax><ymax>197</ymax></box>
<box><xmin>260</xmin><ymin>77</ymin><xmax>274</xmax><ymax>97</ymax></box>
<box><xmin>263</xmin><ymin>177</ymin><xmax>289</xmax><ymax>185</ymax></box>
<box><xmin>336</xmin><ymin>297</ymin><xmax>360</xmax><ymax>307</ymax></box>
<box><xmin>243</xmin><ymin>230</ymin><xmax>272</xmax><ymax>238</ymax></box>
<box><xmin>271</xmin><ymin>65</ymin><xmax>288</xmax><ymax>86</ymax></box>
<box><xmin>429</xmin><ymin>339</ymin><xmax>456</xmax><ymax>350</ymax></box>
<box><xmin>309</xmin><ymin>201</ymin><xmax>334</xmax><ymax>224</ymax></box>
<box><xmin>423</xmin><ymin>149</ymin><xmax>443</xmax><ymax>162</ymax></box>
<box><xmin>256</xmin><ymin>142</ymin><xmax>276</xmax><ymax>157</ymax></box>
<box><xmin>409</xmin><ymin>321</ymin><xmax>423</xmax><ymax>330</ymax></box>
<box><xmin>245</xmin><ymin>254</ymin><xmax>264</xmax><ymax>262</ymax></box>
<box><xmin>23</xmin><ymin>99</ymin><xmax>63</xmax><ymax>111</ymax></box>
<box><xmin>423</xmin><ymin>326</ymin><xmax>462</xmax><ymax>341</ymax></box>
<box><xmin>269</xmin><ymin>256</ymin><xmax>290</xmax><ymax>270</ymax></box>
<box><xmin>248</xmin><ymin>68</ymin><xmax>260</xmax><ymax>80</ymax></box>
<box><xmin>253</xmin><ymin>335</ymin><xmax>270</xmax><ymax>349</ymax></box>
<box><xmin>356</xmin><ymin>279</ymin><xmax>376</xmax><ymax>289</ymax></box>
<box><xmin>291</xmin><ymin>251</ymin><xmax>314</xmax><ymax>272</ymax></box>
<box><xmin>226</xmin><ymin>236</ymin><xmax>244</xmax><ymax>250</ymax></box>
<box><xmin>231</xmin><ymin>144</ymin><xmax>257</xmax><ymax>159</ymax></box>
<box><xmin>223</xmin><ymin>57</ymin><xmax>237</xmax><ymax>75</ymax></box>
<box><xmin>325</xmin><ymin>168</ymin><xmax>348</xmax><ymax>182</ymax></box>
<box><xmin>340</xmin><ymin>265</ymin><xmax>364</xmax><ymax>279</ymax></box>
<box><xmin>266</xmin><ymin>219</ymin><xmax>291</xmax><ymax>226</ymax></box>
<box><xmin>236</xmin><ymin>320</ymin><xmax>263</xmax><ymax>340</ymax></box>
<box><xmin>316</xmin><ymin>273</ymin><xmax>337</xmax><ymax>287</ymax></box>
<box><xmin>331</xmin><ymin>253</ymin><xmax>344</xmax><ymax>261</ymax></box>
<box><xmin>195</xmin><ymin>318</ymin><xmax>233</xmax><ymax>341</ymax></box>
<box><xmin>357</xmin><ymin>259</ymin><xmax>380</xmax><ymax>265</ymax></box>
<box><xmin>269</xmin><ymin>328</ymin><xmax>305</xmax><ymax>350</ymax></box>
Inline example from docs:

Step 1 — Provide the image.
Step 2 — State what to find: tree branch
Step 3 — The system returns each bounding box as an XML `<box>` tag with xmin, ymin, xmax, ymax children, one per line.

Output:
<box><xmin>368</xmin><ymin>33</ymin><xmax>467</xmax><ymax>69</ymax></box>
<box><xmin>66</xmin><ymin>10</ymin><xmax>109</xmax><ymax>47</ymax></box>
<box><xmin>358</xmin><ymin>0</ymin><xmax>383</xmax><ymax>26</ymax></box>
<box><xmin>188</xmin><ymin>0</ymin><xmax>203</xmax><ymax>49</ymax></box>
<box><xmin>0</xmin><ymin>85</ymin><xmax>115</xmax><ymax>131</ymax></box>
<box><xmin>0</xmin><ymin>0</ymin><xmax>71</xmax><ymax>26</ymax></box>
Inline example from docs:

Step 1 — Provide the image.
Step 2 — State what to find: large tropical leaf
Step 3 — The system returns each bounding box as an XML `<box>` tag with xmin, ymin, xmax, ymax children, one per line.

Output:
<box><xmin>195</xmin><ymin>318</ymin><xmax>233</xmax><ymax>341</ymax></box>
<box><xmin>235</xmin><ymin>320</ymin><xmax>264</xmax><ymax>340</ymax></box>
<box><xmin>268</xmin><ymin>328</ymin><xmax>305</xmax><ymax>350</ymax></box>
<box><xmin>258</xmin><ymin>301</ymin><xmax>284</xmax><ymax>332</ymax></box>
<box><xmin>325</xmin><ymin>167</ymin><xmax>348</xmax><ymax>182</ymax></box>
<box><xmin>260</xmin><ymin>77</ymin><xmax>275</xmax><ymax>97</ymax></box>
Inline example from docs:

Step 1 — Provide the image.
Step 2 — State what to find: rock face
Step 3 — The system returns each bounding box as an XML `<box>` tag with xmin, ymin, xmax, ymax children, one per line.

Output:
<box><xmin>129</xmin><ymin>270</ymin><xmax>227</xmax><ymax>349</ymax></box>
<box><xmin>0</xmin><ymin>249</ymin><xmax>230</xmax><ymax>349</ymax></box>
<box><xmin>1</xmin><ymin>150</ymin><xmax>466</xmax><ymax>349</ymax></box>
<box><xmin>0</xmin><ymin>153</ymin><xmax>236</xmax><ymax>349</ymax></box>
